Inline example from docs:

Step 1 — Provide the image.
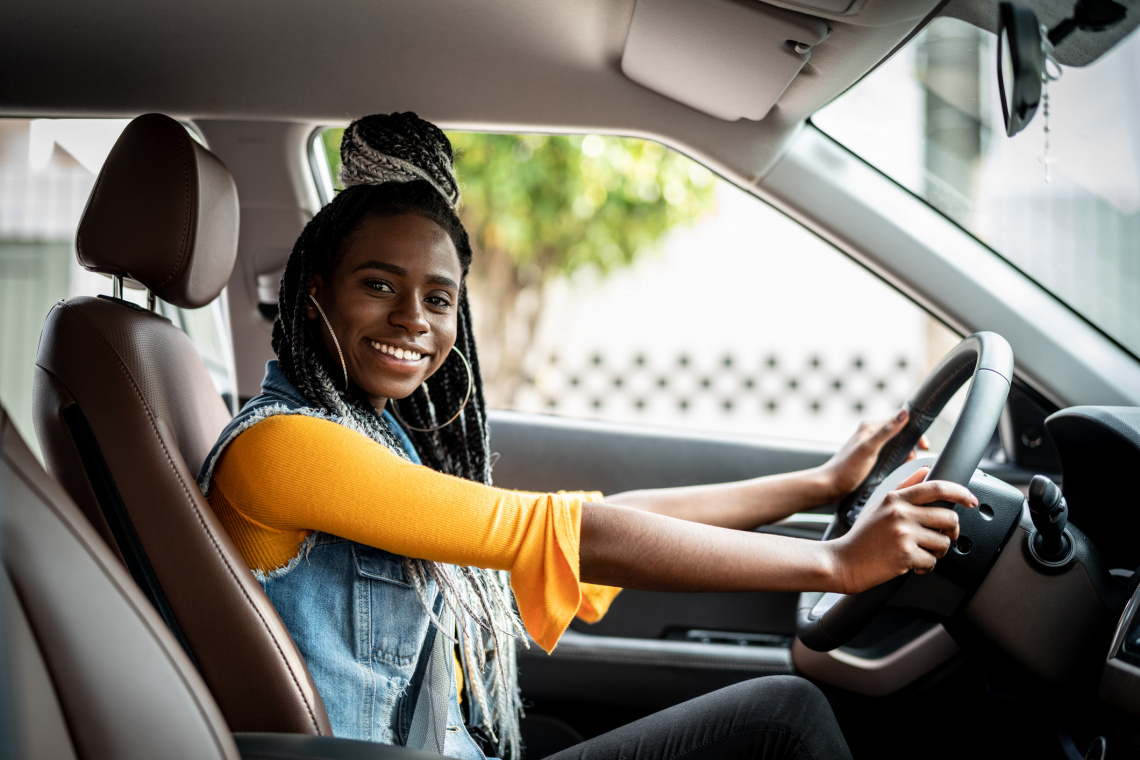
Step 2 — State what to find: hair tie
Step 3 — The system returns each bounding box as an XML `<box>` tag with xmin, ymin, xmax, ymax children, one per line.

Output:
<box><xmin>338</xmin><ymin>117</ymin><xmax>460</xmax><ymax>208</ymax></box>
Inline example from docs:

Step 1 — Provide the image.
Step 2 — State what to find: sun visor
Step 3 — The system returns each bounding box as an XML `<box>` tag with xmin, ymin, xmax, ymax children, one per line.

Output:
<box><xmin>621</xmin><ymin>0</ymin><xmax>831</xmax><ymax>121</ymax></box>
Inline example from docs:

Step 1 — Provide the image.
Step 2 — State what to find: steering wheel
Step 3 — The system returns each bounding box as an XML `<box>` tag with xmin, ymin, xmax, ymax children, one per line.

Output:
<box><xmin>795</xmin><ymin>331</ymin><xmax>1014</xmax><ymax>652</ymax></box>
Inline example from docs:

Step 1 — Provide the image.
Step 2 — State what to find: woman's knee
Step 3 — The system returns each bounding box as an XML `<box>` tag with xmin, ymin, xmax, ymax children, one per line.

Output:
<box><xmin>735</xmin><ymin>675</ymin><xmax>829</xmax><ymax>713</ymax></box>
<box><xmin>729</xmin><ymin>676</ymin><xmax>850</xmax><ymax>759</ymax></box>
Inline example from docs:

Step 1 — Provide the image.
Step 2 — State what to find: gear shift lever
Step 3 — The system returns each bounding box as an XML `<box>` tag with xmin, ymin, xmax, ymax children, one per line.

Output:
<box><xmin>1028</xmin><ymin>474</ymin><xmax>1072</xmax><ymax>564</ymax></box>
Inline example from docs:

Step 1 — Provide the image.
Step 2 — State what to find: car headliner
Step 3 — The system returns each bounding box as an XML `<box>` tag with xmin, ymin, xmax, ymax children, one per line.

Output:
<box><xmin>2</xmin><ymin>0</ymin><xmax>949</xmax><ymax>183</ymax></box>
<box><xmin>3</xmin><ymin>0</ymin><xmax>1133</xmax><ymax>183</ymax></box>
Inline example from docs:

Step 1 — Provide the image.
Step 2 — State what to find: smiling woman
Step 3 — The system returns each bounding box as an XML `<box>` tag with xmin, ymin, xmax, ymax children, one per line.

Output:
<box><xmin>196</xmin><ymin>112</ymin><xmax>975</xmax><ymax>760</ymax></box>
<box><xmin>308</xmin><ymin>214</ymin><xmax>462</xmax><ymax>407</ymax></box>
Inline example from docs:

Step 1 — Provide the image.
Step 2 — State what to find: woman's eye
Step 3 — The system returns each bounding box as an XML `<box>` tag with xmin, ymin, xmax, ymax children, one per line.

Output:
<box><xmin>366</xmin><ymin>280</ymin><xmax>394</xmax><ymax>293</ymax></box>
<box><xmin>427</xmin><ymin>295</ymin><xmax>452</xmax><ymax>309</ymax></box>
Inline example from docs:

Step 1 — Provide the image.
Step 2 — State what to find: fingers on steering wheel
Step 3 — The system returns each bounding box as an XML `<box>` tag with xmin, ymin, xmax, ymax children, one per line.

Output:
<box><xmin>899</xmin><ymin>478</ymin><xmax>978</xmax><ymax>511</ymax></box>
<box><xmin>912</xmin><ymin>551</ymin><xmax>938</xmax><ymax>574</ymax></box>
<box><xmin>915</xmin><ymin>524</ymin><xmax>954</xmax><ymax>557</ymax></box>
<box><xmin>913</xmin><ymin>503</ymin><xmax>961</xmax><ymax>540</ymax></box>
<box><xmin>879</xmin><ymin>408</ymin><xmax>908</xmax><ymax>440</ymax></box>
<box><xmin>896</xmin><ymin>466</ymin><xmax>929</xmax><ymax>489</ymax></box>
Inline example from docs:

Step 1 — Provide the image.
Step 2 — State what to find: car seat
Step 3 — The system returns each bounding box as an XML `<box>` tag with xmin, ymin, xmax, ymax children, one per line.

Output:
<box><xmin>1</xmin><ymin>402</ymin><xmax>439</xmax><ymax>760</ymax></box>
<box><xmin>30</xmin><ymin>113</ymin><xmax>332</xmax><ymax>736</ymax></box>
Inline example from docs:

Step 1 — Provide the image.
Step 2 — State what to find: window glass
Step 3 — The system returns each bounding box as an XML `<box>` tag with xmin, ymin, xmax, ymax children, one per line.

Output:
<box><xmin>314</xmin><ymin>128</ymin><xmax>961</xmax><ymax>447</ymax></box>
<box><xmin>0</xmin><ymin>118</ymin><xmax>235</xmax><ymax>460</ymax></box>
<box><xmin>815</xmin><ymin>18</ymin><xmax>1140</xmax><ymax>358</ymax></box>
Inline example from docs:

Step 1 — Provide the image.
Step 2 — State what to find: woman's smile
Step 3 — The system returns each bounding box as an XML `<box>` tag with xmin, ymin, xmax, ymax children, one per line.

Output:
<box><xmin>365</xmin><ymin>339</ymin><xmax>430</xmax><ymax>369</ymax></box>
<box><xmin>309</xmin><ymin>212</ymin><xmax>463</xmax><ymax>410</ymax></box>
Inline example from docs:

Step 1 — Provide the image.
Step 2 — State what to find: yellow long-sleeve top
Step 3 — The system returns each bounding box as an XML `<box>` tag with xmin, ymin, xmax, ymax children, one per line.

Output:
<box><xmin>206</xmin><ymin>413</ymin><xmax>620</xmax><ymax>654</ymax></box>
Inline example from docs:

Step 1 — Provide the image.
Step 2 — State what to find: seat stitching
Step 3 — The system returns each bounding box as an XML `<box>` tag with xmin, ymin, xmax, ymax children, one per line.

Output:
<box><xmin>155</xmin><ymin>118</ymin><xmax>194</xmax><ymax>291</ymax></box>
<box><xmin>49</xmin><ymin>300</ymin><xmax>325</xmax><ymax>733</ymax></box>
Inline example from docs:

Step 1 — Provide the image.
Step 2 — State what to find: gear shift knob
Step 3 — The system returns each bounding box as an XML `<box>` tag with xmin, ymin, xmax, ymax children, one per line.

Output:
<box><xmin>1028</xmin><ymin>474</ymin><xmax>1071</xmax><ymax>564</ymax></box>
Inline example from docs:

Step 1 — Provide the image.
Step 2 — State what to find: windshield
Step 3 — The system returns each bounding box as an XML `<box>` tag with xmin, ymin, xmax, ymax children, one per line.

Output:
<box><xmin>815</xmin><ymin>17</ymin><xmax>1140</xmax><ymax>358</ymax></box>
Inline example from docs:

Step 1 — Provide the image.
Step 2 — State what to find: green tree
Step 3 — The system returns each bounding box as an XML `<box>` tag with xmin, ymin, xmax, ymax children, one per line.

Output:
<box><xmin>321</xmin><ymin>130</ymin><xmax>715</xmax><ymax>406</ymax></box>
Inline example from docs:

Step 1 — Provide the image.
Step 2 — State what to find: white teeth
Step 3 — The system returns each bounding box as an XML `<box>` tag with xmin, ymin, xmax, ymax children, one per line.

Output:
<box><xmin>369</xmin><ymin>341</ymin><xmax>423</xmax><ymax>361</ymax></box>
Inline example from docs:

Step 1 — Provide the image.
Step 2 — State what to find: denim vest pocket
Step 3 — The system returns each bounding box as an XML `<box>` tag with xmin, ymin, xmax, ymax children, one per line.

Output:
<box><xmin>354</xmin><ymin>545</ymin><xmax>412</xmax><ymax>587</ymax></box>
<box><xmin>352</xmin><ymin>544</ymin><xmax>428</xmax><ymax>667</ymax></box>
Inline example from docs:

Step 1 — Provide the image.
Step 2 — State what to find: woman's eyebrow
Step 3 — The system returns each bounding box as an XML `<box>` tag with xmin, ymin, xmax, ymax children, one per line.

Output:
<box><xmin>353</xmin><ymin>260</ymin><xmax>458</xmax><ymax>289</ymax></box>
<box><xmin>353</xmin><ymin>260</ymin><xmax>406</xmax><ymax>276</ymax></box>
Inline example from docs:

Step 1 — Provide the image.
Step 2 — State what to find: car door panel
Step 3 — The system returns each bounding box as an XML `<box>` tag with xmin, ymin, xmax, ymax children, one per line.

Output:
<box><xmin>488</xmin><ymin>411</ymin><xmax>834</xmax><ymax>495</ymax></box>
<box><xmin>488</xmin><ymin>410</ymin><xmax>834</xmax><ymax>710</ymax></box>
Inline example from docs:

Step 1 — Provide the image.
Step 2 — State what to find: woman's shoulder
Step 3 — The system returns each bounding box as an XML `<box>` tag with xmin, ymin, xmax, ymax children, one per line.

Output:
<box><xmin>209</xmin><ymin>413</ymin><xmax>405</xmax><ymax>499</ymax></box>
<box><xmin>236</xmin><ymin>412</ymin><xmax>372</xmax><ymax>451</ymax></box>
<box><xmin>198</xmin><ymin>404</ymin><xmax>375</xmax><ymax>494</ymax></box>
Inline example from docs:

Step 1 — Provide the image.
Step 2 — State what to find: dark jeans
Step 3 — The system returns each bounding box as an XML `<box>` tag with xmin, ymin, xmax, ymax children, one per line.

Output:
<box><xmin>543</xmin><ymin>676</ymin><xmax>852</xmax><ymax>760</ymax></box>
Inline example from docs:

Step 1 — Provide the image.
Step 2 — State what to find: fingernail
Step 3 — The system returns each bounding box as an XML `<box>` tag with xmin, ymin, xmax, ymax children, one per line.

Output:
<box><xmin>894</xmin><ymin>409</ymin><xmax>907</xmax><ymax>423</ymax></box>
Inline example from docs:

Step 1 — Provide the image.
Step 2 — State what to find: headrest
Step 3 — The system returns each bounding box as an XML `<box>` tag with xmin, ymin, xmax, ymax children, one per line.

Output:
<box><xmin>77</xmin><ymin>113</ymin><xmax>239</xmax><ymax>309</ymax></box>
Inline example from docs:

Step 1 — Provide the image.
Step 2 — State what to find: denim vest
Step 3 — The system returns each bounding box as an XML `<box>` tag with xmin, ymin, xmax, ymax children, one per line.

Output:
<box><xmin>197</xmin><ymin>361</ymin><xmax>486</xmax><ymax>759</ymax></box>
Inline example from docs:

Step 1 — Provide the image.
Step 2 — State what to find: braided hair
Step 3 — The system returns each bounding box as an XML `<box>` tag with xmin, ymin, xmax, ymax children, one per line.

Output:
<box><xmin>272</xmin><ymin>113</ymin><xmax>524</xmax><ymax>757</ymax></box>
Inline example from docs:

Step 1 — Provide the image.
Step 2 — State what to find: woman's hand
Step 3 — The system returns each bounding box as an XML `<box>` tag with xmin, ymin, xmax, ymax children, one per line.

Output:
<box><xmin>825</xmin><ymin>466</ymin><xmax>976</xmax><ymax>594</ymax></box>
<box><xmin>818</xmin><ymin>409</ymin><xmax>930</xmax><ymax>502</ymax></box>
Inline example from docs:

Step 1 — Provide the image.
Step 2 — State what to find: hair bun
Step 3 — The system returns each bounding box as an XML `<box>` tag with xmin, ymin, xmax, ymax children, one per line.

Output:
<box><xmin>339</xmin><ymin>112</ymin><xmax>460</xmax><ymax>207</ymax></box>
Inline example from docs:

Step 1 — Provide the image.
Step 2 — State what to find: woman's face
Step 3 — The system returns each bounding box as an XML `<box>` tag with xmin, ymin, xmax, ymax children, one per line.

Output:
<box><xmin>309</xmin><ymin>213</ymin><xmax>463</xmax><ymax>411</ymax></box>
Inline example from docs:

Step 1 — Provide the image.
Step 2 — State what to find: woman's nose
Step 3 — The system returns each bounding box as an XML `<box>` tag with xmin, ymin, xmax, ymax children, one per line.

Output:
<box><xmin>389</xmin><ymin>295</ymin><xmax>429</xmax><ymax>334</ymax></box>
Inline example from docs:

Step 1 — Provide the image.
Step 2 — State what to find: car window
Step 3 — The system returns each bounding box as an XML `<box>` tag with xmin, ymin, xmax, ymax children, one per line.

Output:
<box><xmin>0</xmin><ymin>118</ymin><xmax>236</xmax><ymax>461</ymax></box>
<box><xmin>814</xmin><ymin>17</ymin><xmax>1140</xmax><ymax>359</ymax></box>
<box><xmin>313</xmin><ymin>128</ymin><xmax>963</xmax><ymax>448</ymax></box>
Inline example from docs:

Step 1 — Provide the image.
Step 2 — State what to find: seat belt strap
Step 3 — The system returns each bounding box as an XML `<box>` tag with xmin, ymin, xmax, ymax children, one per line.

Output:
<box><xmin>407</xmin><ymin>607</ymin><xmax>454</xmax><ymax>755</ymax></box>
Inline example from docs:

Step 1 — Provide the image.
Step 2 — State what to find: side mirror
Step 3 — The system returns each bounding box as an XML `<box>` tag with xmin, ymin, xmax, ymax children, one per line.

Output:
<box><xmin>997</xmin><ymin>1</ymin><xmax>1045</xmax><ymax>137</ymax></box>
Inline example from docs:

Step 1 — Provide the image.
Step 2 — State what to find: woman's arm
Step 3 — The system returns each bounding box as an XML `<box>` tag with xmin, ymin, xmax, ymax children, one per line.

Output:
<box><xmin>603</xmin><ymin>470</ymin><xmax>833</xmax><ymax>531</ymax></box>
<box><xmin>582</xmin><ymin>466</ymin><xmax>973</xmax><ymax>595</ymax></box>
<box><xmin>605</xmin><ymin>409</ymin><xmax>926</xmax><ymax>530</ymax></box>
<box><xmin>212</xmin><ymin>413</ymin><xmax>962</xmax><ymax>648</ymax></box>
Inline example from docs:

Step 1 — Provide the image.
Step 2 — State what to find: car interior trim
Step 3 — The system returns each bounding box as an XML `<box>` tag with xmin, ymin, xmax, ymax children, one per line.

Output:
<box><xmin>524</xmin><ymin>628</ymin><xmax>794</xmax><ymax>675</ymax></box>
<box><xmin>790</xmin><ymin>623</ymin><xmax>960</xmax><ymax>696</ymax></box>
<box><xmin>486</xmin><ymin>410</ymin><xmax>834</xmax><ymax>496</ymax></box>
<box><xmin>772</xmin><ymin>513</ymin><xmax>833</xmax><ymax>530</ymax></box>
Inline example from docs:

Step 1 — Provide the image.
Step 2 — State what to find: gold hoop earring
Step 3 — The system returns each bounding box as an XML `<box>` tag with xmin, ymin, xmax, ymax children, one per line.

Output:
<box><xmin>391</xmin><ymin>345</ymin><xmax>473</xmax><ymax>432</ymax></box>
<box><xmin>309</xmin><ymin>294</ymin><xmax>349</xmax><ymax>391</ymax></box>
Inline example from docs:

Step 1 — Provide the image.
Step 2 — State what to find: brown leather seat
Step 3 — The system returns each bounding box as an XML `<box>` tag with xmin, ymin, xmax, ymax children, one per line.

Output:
<box><xmin>3</xmin><ymin>403</ymin><xmax>242</xmax><ymax>760</ymax></box>
<box><xmin>1</xmin><ymin>403</ymin><xmax>443</xmax><ymax>760</ymax></box>
<box><xmin>31</xmin><ymin>113</ymin><xmax>333</xmax><ymax>737</ymax></box>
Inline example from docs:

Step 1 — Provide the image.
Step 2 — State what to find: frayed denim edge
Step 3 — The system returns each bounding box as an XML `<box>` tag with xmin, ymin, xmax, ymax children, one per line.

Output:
<box><xmin>252</xmin><ymin>530</ymin><xmax>322</xmax><ymax>582</ymax></box>
<box><xmin>195</xmin><ymin>403</ymin><xmax>346</xmax><ymax>582</ymax></box>
<box><xmin>196</xmin><ymin>404</ymin><xmax>344</xmax><ymax>499</ymax></box>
